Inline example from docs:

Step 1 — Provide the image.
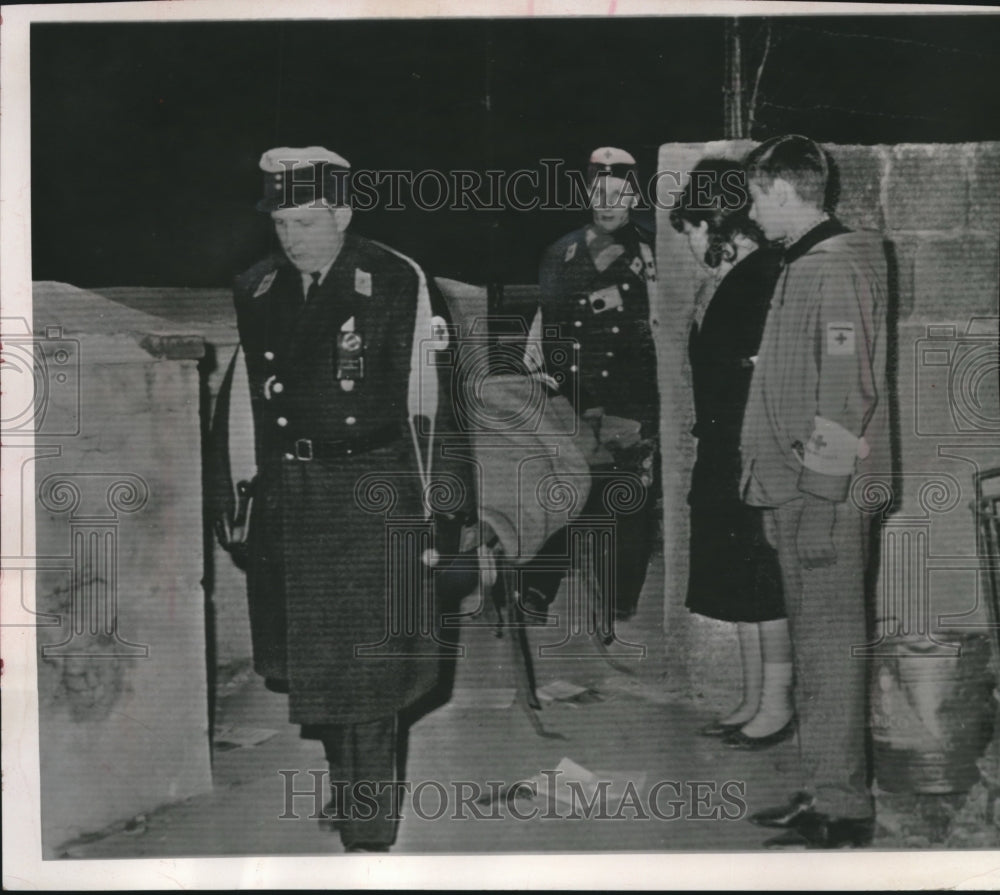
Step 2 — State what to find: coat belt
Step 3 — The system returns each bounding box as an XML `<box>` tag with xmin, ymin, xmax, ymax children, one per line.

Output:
<box><xmin>280</xmin><ymin>423</ymin><xmax>402</xmax><ymax>461</ymax></box>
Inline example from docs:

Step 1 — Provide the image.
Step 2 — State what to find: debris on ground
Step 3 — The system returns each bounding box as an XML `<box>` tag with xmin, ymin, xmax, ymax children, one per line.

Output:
<box><xmin>213</xmin><ymin>726</ymin><xmax>279</xmax><ymax>751</ymax></box>
<box><xmin>536</xmin><ymin>680</ymin><xmax>602</xmax><ymax>705</ymax></box>
<box><xmin>442</xmin><ymin>687</ymin><xmax>516</xmax><ymax>709</ymax></box>
<box><xmin>594</xmin><ymin>672</ymin><xmax>686</xmax><ymax>707</ymax></box>
<box><xmin>475</xmin><ymin>756</ymin><xmax>647</xmax><ymax>810</ymax></box>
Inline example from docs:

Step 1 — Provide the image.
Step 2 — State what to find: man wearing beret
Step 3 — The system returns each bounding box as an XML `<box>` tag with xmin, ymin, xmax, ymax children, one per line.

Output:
<box><xmin>228</xmin><ymin>146</ymin><xmax>469</xmax><ymax>852</ymax></box>
<box><xmin>522</xmin><ymin>147</ymin><xmax>661</xmax><ymax>624</ymax></box>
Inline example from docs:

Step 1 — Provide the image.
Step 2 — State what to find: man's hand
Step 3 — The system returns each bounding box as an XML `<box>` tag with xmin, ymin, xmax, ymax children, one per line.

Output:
<box><xmin>797</xmin><ymin>496</ymin><xmax>837</xmax><ymax>569</ymax></box>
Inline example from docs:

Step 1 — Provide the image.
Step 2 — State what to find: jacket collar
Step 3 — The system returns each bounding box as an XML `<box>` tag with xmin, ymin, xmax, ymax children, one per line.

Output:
<box><xmin>784</xmin><ymin>217</ymin><xmax>851</xmax><ymax>265</ymax></box>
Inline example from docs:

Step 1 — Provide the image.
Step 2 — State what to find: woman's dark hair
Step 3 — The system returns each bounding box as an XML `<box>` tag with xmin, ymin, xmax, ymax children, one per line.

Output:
<box><xmin>669</xmin><ymin>157</ymin><xmax>765</xmax><ymax>268</ymax></box>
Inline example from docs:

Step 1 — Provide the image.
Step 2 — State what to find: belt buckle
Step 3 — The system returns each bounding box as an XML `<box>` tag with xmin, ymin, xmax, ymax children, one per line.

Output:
<box><xmin>294</xmin><ymin>438</ymin><xmax>314</xmax><ymax>461</ymax></box>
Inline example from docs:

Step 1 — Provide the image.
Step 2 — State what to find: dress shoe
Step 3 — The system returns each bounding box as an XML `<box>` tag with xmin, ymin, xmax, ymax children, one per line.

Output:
<box><xmin>520</xmin><ymin>587</ymin><xmax>553</xmax><ymax>623</ymax></box>
<box><xmin>722</xmin><ymin>716</ymin><xmax>796</xmax><ymax>750</ymax></box>
<box><xmin>345</xmin><ymin>842</ymin><xmax>391</xmax><ymax>853</ymax></box>
<box><xmin>747</xmin><ymin>792</ymin><xmax>814</xmax><ymax>829</ymax></box>
<box><xmin>763</xmin><ymin>811</ymin><xmax>874</xmax><ymax>849</ymax></box>
<box><xmin>749</xmin><ymin>791</ymin><xmax>814</xmax><ymax>828</ymax></box>
<box><xmin>698</xmin><ymin>719</ymin><xmax>745</xmax><ymax>737</ymax></box>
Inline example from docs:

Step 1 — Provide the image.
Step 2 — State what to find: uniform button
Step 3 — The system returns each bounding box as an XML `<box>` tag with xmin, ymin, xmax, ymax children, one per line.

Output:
<box><xmin>345</xmin><ymin>416</ymin><xmax>357</xmax><ymax>425</ymax></box>
<box><xmin>276</xmin><ymin>416</ymin><xmax>288</xmax><ymax>427</ymax></box>
<box><xmin>622</xmin><ymin>282</ymin><xmax>630</xmax><ymax>291</ymax></box>
<box><xmin>283</xmin><ymin>452</ymin><xmax>294</xmax><ymax>460</ymax></box>
<box><xmin>601</xmin><ymin>370</ymin><xmax>609</xmax><ymax>378</ymax></box>
<box><xmin>574</xmin><ymin>320</ymin><xmax>582</xmax><ymax>328</ymax></box>
<box><xmin>578</xmin><ymin>298</ymin><xmax>587</xmax><ymax>306</ymax></box>
<box><xmin>617</xmin><ymin>306</ymin><xmax>624</xmax><ymax>312</ymax></box>
<box><xmin>606</xmin><ymin>351</ymin><xmax>614</xmax><ymax>358</ymax></box>
<box><xmin>570</xmin><ymin>364</ymin><xmax>578</xmax><ymax>373</ymax></box>
<box><xmin>264</xmin><ymin>351</ymin><xmax>275</xmax><ymax>361</ymax></box>
<box><xmin>612</xmin><ymin>326</ymin><xmax>620</xmax><ymax>334</ymax></box>
<box><xmin>573</xmin><ymin>341</ymin><xmax>580</xmax><ymax>349</ymax></box>
<box><xmin>272</xmin><ymin>381</ymin><xmax>284</xmax><ymax>394</ymax></box>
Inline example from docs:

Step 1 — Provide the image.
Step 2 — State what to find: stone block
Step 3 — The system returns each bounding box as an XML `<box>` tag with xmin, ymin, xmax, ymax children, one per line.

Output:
<box><xmin>882</xmin><ymin>320</ymin><xmax>999</xmax><ymax>630</ymax></box>
<box><xmin>30</xmin><ymin>283</ymin><xmax>212</xmax><ymax>855</ymax></box>
<box><xmin>912</xmin><ymin>233</ymin><xmax>999</xmax><ymax>317</ymax></box>
<box><xmin>967</xmin><ymin>142</ymin><xmax>1000</xmax><ymax>233</ymax></box>
<box><xmin>886</xmin><ymin>144</ymin><xmax>969</xmax><ymax>232</ymax></box>
<box><xmin>828</xmin><ymin>144</ymin><xmax>887</xmax><ymax>231</ymax></box>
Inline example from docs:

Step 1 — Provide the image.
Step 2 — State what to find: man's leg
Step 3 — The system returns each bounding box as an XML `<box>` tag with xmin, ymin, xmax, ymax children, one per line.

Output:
<box><xmin>773</xmin><ymin>499</ymin><xmax>873</xmax><ymax>820</ymax></box>
<box><xmin>517</xmin><ymin>525</ymin><xmax>570</xmax><ymax>614</ymax></box>
<box><xmin>608</xmin><ymin>481</ymin><xmax>656</xmax><ymax>619</ymax></box>
<box><xmin>319</xmin><ymin>715</ymin><xmax>400</xmax><ymax>850</ymax></box>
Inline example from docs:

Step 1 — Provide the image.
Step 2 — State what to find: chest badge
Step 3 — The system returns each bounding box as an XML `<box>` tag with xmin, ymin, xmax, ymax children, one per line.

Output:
<box><xmin>588</xmin><ymin>285</ymin><xmax>623</xmax><ymax>315</ymax></box>
<box><xmin>629</xmin><ymin>256</ymin><xmax>644</xmax><ymax>277</ymax></box>
<box><xmin>253</xmin><ymin>269</ymin><xmax>277</xmax><ymax>298</ymax></box>
<box><xmin>564</xmin><ymin>242</ymin><xmax>577</xmax><ymax>263</ymax></box>
<box><xmin>355</xmin><ymin>268</ymin><xmax>372</xmax><ymax>297</ymax></box>
<box><xmin>336</xmin><ymin>322</ymin><xmax>365</xmax><ymax>388</ymax></box>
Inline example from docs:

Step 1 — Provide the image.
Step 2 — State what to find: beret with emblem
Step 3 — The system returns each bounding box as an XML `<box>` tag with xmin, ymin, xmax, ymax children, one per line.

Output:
<box><xmin>257</xmin><ymin>146</ymin><xmax>351</xmax><ymax>212</ymax></box>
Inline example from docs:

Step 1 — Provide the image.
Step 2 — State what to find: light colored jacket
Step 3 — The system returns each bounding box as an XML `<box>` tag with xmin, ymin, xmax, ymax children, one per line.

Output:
<box><xmin>740</xmin><ymin>229</ymin><xmax>890</xmax><ymax>506</ymax></box>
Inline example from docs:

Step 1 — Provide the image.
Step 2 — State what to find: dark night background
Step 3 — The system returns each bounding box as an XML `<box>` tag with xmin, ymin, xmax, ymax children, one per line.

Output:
<box><xmin>30</xmin><ymin>15</ymin><xmax>1000</xmax><ymax>287</ymax></box>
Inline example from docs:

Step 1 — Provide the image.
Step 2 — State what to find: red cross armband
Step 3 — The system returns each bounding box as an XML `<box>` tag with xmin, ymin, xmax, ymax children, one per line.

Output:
<box><xmin>798</xmin><ymin>415</ymin><xmax>869</xmax><ymax>502</ymax></box>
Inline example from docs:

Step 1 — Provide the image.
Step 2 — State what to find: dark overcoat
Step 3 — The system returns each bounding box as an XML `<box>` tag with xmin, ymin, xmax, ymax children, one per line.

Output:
<box><xmin>686</xmin><ymin>246</ymin><xmax>785</xmax><ymax>623</ymax></box>
<box><xmin>233</xmin><ymin>234</ymin><xmax>469</xmax><ymax>725</ymax></box>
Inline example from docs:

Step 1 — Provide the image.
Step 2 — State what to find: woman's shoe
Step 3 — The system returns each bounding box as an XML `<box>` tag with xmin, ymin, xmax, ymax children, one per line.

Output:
<box><xmin>722</xmin><ymin>716</ymin><xmax>797</xmax><ymax>750</ymax></box>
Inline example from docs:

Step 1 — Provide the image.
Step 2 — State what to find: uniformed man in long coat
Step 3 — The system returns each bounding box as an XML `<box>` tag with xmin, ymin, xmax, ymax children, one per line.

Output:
<box><xmin>230</xmin><ymin>146</ymin><xmax>468</xmax><ymax>851</ymax></box>
<box><xmin>522</xmin><ymin>146</ymin><xmax>660</xmax><ymax>622</ymax></box>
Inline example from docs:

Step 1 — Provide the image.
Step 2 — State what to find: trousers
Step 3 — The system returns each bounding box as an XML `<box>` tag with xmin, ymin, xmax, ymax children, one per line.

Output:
<box><xmin>520</xmin><ymin>465</ymin><xmax>657</xmax><ymax>619</ymax></box>
<box><xmin>770</xmin><ymin>498</ymin><xmax>874</xmax><ymax>819</ymax></box>
<box><xmin>315</xmin><ymin>714</ymin><xmax>399</xmax><ymax>848</ymax></box>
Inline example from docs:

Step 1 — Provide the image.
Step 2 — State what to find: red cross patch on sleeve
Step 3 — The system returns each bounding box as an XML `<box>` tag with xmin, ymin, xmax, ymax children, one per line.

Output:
<box><xmin>826</xmin><ymin>322</ymin><xmax>855</xmax><ymax>356</ymax></box>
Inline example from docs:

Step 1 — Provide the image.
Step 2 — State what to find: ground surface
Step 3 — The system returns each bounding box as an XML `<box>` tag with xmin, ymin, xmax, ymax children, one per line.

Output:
<box><xmin>57</xmin><ymin>553</ymin><xmax>998</xmax><ymax>859</ymax></box>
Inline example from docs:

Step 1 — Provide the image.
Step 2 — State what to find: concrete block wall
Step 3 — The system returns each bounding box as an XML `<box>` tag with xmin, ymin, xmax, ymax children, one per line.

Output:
<box><xmin>654</xmin><ymin>141</ymin><xmax>1000</xmax><ymax>710</ymax></box>
<box><xmin>28</xmin><ymin>283</ymin><xmax>213</xmax><ymax>855</ymax></box>
<box><xmin>95</xmin><ymin>286</ymin><xmax>253</xmax><ymax>674</ymax></box>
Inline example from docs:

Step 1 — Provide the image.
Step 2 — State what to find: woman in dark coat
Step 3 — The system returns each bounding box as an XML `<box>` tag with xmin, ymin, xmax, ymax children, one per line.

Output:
<box><xmin>670</xmin><ymin>159</ymin><xmax>795</xmax><ymax>748</ymax></box>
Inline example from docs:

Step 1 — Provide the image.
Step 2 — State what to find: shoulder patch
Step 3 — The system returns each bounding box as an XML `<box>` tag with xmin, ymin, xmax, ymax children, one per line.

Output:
<box><xmin>564</xmin><ymin>242</ymin><xmax>577</xmax><ymax>263</ymax></box>
<box><xmin>253</xmin><ymin>269</ymin><xmax>277</xmax><ymax>298</ymax></box>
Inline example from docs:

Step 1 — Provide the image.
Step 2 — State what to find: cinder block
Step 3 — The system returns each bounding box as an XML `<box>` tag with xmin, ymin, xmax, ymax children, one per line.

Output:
<box><xmin>912</xmin><ymin>233</ymin><xmax>1000</xmax><ymax>317</ymax></box>
<box><xmin>828</xmin><ymin>144</ymin><xmax>886</xmax><ymax>231</ymax></box>
<box><xmin>886</xmin><ymin>144</ymin><xmax>968</xmax><ymax>232</ymax></box>
<box><xmin>967</xmin><ymin>142</ymin><xmax>1000</xmax><ymax>233</ymax></box>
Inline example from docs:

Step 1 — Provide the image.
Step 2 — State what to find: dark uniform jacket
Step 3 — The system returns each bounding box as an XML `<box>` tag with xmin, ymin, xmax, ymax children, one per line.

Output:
<box><xmin>538</xmin><ymin>221</ymin><xmax>659</xmax><ymax>437</ymax></box>
<box><xmin>232</xmin><ymin>234</ymin><xmax>470</xmax><ymax>725</ymax></box>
